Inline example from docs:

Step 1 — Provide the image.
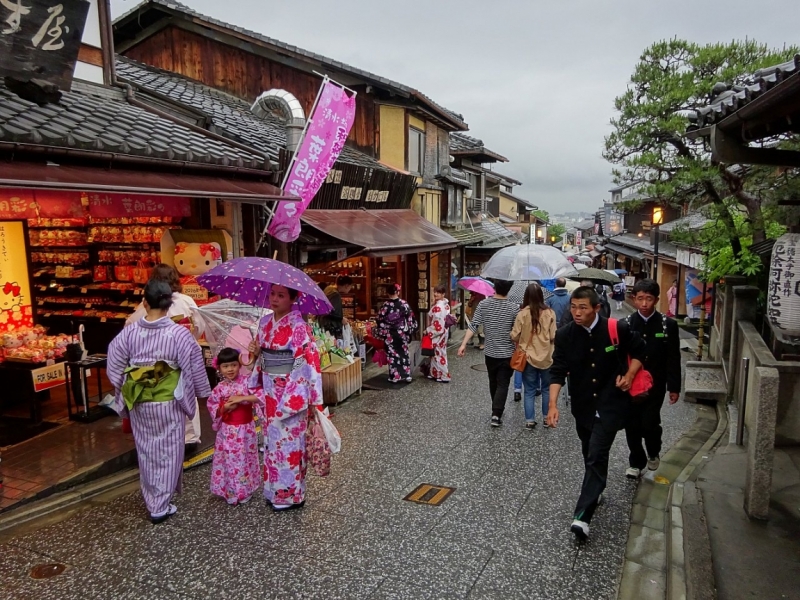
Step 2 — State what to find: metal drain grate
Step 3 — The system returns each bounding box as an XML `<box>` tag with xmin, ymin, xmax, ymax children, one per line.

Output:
<box><xmin>403</xmin><ymin>484</ymin><xmax>456</xmax><ymax>506</ymax></box>
<box><xmin>30</xmin><ymin>564</ymin><xmax>66</xmax><ymax>579</ymax></box>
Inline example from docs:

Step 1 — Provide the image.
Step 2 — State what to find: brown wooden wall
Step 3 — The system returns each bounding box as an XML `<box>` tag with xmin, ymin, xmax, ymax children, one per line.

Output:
<box><xmin>124</xmin><ymin>26</ymin><xmax>377</xmax><ymax>155</ymax></box>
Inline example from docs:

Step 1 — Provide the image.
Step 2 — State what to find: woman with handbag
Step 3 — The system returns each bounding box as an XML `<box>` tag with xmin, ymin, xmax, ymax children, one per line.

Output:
<box><xmin>510</xmin><ymin>283</ymin><xmax>557</xmax><ymax>429</ymax></box>
<box><xmin>375</xmin><ymin>282</ymin><xmax>418</xmax><ymax>383</ymax></box>
<box><xmin>425</xmin><ymin>284</ymin><xmax>451</xmax><ymax>382</ymax></box>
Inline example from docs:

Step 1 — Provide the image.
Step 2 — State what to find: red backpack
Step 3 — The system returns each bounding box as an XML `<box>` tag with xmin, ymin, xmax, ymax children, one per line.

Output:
<box><xmin>608</xmin><ymin>318</ymin><xmax>654</xmax><ymax>400</ymax></box>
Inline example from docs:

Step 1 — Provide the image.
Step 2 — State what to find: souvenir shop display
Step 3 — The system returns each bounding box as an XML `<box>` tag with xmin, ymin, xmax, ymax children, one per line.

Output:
<box><xmin>0</xmin><ymin>325</ymin><xmax>74</xmax><ymax>364</ymax></box>
<box><xmin>28</xmin><ymin>215</ymin><xmax>182</xmax><ymax>324</ymax></box>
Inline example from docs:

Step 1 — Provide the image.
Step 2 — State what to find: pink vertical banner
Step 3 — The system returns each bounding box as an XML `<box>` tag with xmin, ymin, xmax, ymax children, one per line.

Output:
<box><xmin>268</xmin><ymin>80</ymin><xmax>356</xmax><ymax>242</ymax></box>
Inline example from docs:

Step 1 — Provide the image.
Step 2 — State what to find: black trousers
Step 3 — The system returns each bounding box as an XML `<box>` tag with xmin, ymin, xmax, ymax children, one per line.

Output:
<box><xmin>574</xmin><ymin>417</ymin><xmax>620</xmax><ymax>524</ymax></box>
<box><xmin>485</xmin><ymin>355</ymin><xmax>514</xmax><ymax>418</ymax></box>
<box><xmin>624</xmin><ymin>384</ymin><xmax>667</xmax><ymax>469</ymax></box>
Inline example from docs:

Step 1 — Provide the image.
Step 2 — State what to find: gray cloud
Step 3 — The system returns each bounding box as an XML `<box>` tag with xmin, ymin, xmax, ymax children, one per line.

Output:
<box><xmin>112</xmin><ymin>0</ymin><xmax>797</xmax><ymax>214</ymax></box>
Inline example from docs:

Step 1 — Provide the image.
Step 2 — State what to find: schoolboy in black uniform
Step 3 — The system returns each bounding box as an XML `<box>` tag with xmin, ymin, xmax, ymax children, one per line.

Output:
<box><xmin>547</xmin><ymin>286</ymin><xmax>646</xmax><ymax>541</ymax></box>
<box><xmin>623</xmin><ymin>279</ymin><xmax>682</xmax><ymax>477</ymax></box>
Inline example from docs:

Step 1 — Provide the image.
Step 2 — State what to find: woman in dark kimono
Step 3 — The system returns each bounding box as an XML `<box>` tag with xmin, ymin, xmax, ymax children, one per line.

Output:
<box><xmin>375</xmin><ymin>282</ymin><xmax>417</xmax><ymax>383</ymax></box>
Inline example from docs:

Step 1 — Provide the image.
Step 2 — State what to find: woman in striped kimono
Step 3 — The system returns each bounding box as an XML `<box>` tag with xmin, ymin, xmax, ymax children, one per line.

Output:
<box><xmin>108</xmin><ymin>280</ymin><xmax>211</xmax><ymax>524</ymax></box>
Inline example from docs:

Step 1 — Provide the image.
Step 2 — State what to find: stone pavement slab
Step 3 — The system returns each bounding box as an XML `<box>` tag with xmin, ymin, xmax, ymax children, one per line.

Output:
<box><xmin>0</xmin><ymin>337</ymin><xmax>698</xmax><ymax>599</ymax></box>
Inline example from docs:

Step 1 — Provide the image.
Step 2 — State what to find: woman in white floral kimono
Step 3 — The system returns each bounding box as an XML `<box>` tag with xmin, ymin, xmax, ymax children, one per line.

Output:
<box><xmin>425</xmin><ymin>284</ymin><xmax>451</xmax><ymax>382</ymax></box>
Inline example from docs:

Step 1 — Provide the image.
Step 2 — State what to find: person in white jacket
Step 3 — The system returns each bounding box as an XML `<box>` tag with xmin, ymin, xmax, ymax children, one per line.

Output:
<box><xmin>125</xmin><ymin>264</ymin><xmax>204</xmax><ymax>447</ymax></box>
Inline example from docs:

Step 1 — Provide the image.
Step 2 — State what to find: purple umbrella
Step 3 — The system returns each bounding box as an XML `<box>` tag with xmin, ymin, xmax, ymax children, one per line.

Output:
<box><xmin>197</xmin><ymin>257</ymin><xmax>333</xmax><ymax>315</ymax></box>
<box><xmin>457</xmin><ymin>276</ymin><xmax>495</xmax><ymax>298</ymax></box>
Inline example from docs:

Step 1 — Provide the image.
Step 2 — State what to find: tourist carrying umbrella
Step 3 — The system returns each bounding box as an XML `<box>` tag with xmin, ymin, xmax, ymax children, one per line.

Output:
<box><xmin>459</xmin><ymin>277</ymin><xmax>494</xmax><ymax>350</ymax></box>
<box><xmin>198</xmin><ymin>257</ymin><xmax>331</xmax><ymax>511</ymax></box>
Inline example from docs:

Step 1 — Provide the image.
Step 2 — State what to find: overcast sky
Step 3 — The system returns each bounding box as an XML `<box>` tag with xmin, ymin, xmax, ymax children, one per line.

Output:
<box><xmin>112</xmin><ymin>0</ymin><xmax>796</xmax><ymax>214</ymax></box>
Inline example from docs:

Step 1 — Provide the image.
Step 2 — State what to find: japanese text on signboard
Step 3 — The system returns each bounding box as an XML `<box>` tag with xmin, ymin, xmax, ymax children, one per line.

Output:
<box><xmin>768</xmin><ymin>234</ymin><xmax>800</xmax><ymax>333</ymax></box>
<box><xmin>268</xmin><ymin>80</ymin><xmax>356</xmax><ymax>243</ymax></box>
<box><xmin>0</xmin><ymin>0</ymin><xmax>89</xmax><ymax>89</ymax></box>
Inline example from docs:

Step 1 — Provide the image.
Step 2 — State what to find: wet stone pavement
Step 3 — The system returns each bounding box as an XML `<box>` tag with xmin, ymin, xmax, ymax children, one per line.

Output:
<box><xmin>0</xmin><ymin>338</ymin><xmax>697</xmax><ymax>599</ymax></box>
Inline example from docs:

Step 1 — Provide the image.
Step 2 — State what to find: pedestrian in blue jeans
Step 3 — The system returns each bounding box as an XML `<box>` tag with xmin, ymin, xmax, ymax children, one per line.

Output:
<box><xmin>510</xmin><ymin>283</ymin><xmax>557</xmax><ymax>428</ymax></box>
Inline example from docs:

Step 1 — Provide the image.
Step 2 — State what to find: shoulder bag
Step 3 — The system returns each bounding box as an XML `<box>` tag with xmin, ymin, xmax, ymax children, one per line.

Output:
<box><xmin>608</xmin><ymin>318</ymin><xmax>653</xmax><ymax>399</ymax></box>
<box><xmin>510</xmin><ymin>319</ymin><xmax>534</xmax><ymax>372</ymax></box>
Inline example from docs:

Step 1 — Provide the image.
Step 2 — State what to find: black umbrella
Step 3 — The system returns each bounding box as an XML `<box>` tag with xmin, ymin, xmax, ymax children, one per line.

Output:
<box><xmin>567</xmin><ymin>267</ymin><xmax>621</xmax><ymax>286</ymax></box>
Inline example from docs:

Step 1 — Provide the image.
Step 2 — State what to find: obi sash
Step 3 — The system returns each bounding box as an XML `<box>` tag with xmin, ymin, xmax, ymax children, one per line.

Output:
<box><xmin>222</xmin><ymin>402</ymin><xmax>254</xmax><ymax>426</ymax></box>
<box><xmin>121</xmin><ymin>361</ymin><xmax>180</xmax><ymax>411</ymax></box>
<box><xmin>260</xmin><ymin>348</ymin><xmax>294</xmax><ymax>375</ymax></box>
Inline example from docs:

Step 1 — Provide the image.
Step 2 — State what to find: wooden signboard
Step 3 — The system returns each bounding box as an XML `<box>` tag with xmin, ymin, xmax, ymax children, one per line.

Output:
<box><xmin>0</xmin><ymin>0</ymin><xmax>90</xmax><ymax>89</ymax></box>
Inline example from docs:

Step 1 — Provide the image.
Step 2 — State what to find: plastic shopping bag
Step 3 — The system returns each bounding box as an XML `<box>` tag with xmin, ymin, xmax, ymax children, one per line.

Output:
<box><xmin>316</xmin><ymin>407</ymin><xmax>341</xmax><ymax>454</ymax></box>
<box><xmin>342</xmin><ymin>324</ymin><xmax>358</xmax><ymax>355</ymax></box>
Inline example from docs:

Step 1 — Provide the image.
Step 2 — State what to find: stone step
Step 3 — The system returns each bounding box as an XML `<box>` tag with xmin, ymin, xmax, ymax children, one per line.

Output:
<box><xmin>683</xmin><ymin>361</ymin><xmax>727</xmax><ymax>403</ymax></box>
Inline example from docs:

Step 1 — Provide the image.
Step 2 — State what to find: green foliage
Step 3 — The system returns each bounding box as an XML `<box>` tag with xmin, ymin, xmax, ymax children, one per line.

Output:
<box><xmin>670</xmin><ymin>203</ymin><xmax>787</xmax><ymax>281</ymax></box>
<box><xmin>533</xmin><ymin>209</ymin><xmax>550</xmax><ymax>222</ymax></box>
<box><xmin>548</xmin><ymin>223</ymin><xmax>566</xmax><ymax>240</ymax></box>
<box><xmin>605</xmin><ymin>38</ymin><xmax>799</xmax><ymax>274</ymax></box>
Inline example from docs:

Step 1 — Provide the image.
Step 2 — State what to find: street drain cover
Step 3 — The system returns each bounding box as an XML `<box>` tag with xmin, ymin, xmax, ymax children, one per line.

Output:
<box><xmin>470</xmin><ymin>364</ymin><xmax>487</xmax><ymax>372</ymax></box>
<box><xmin>30</xmin><ymin>564</ymin><xmax>66</xmax><ymax>579</ymax></box>
<box><xmin>403</xmin><ymin>484</ymin><xmax>456</xmax><ymax>506</ymax></box>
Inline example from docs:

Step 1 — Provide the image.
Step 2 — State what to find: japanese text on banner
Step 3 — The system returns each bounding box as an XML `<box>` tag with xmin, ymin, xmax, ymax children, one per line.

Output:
<box><xmin>268</xmin><ymin>81</ymin><xmax>356</xmax><ymax>243</ymax></box>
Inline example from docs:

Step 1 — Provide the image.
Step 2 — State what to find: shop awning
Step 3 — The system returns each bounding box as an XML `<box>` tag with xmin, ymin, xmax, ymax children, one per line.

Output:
<box><xmin>0</xmin><ymin>161</ymin><xmax>289</xmax><ymax>203</ymax></box>
<box><xmin>605</xmin><ymin>242</ymin><xmax>644</xmax><ymax>261</ymax></box>
<box><xmin>301</xmin><ymin>209</ymin><xmax>458</xmax><ymax>257</ymax></box>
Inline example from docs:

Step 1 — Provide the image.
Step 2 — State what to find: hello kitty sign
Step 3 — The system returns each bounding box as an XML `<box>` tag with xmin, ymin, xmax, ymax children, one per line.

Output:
<box><xmin>160</xmin><ymin>230</ymin><xmax>232</xmax><ymax>306</ymax></box>
<box><xmin>0</xmin><ymin>222</ymin><xmax>34</xmax><ymax>333</ymax></box>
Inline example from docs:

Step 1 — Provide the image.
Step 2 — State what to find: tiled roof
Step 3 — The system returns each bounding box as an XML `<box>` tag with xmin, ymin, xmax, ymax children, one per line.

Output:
<box><xmin>450</xmin><ymin>132</ymin><xmax>508</xmax><ymax>162</ymax></box>
<box><xmin>115</xmin><ymin>57</ymin><xmax>385</xmax><ymax>170</ymax></box>
<box><xmin>499</xmin><ymin>189</ymin><xmax>538</xmax><ymax>210</ymax></box>
<box><xmin>0</xmin><ymin>79</ymin><xmax>268</xmax><ymax>169</ymax></box>
<box><xmin>658</xmin><ymin>212</ymin><xmax>711</xmax><ymax>234</ymax></box>
<box><xmin>573</xmin><ymin>219</ymin><xmax>596</xmax><ymax>230</ymax></box>
<box><xmin>690</xmin><ymin>55</ymin><xmax>800</xmax><ymax>129</ymax></box>
<box><xmin>606</xmin><ymin>232</ymin><xmax>678</xmax><ymax>259</ymax></box>
<box><xmin>114</xmin><ymin>0</ymin><xmax>467</xmax><ymax>130</ymax></box>
<box><xmin>484</xmin><ymin>169</ymin><xmax>523</xmax><ymax>187</ymax></box>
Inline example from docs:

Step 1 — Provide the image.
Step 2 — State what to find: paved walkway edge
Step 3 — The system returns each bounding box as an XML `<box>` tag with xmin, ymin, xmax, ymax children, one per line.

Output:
<box><xmin>0</xmin><ymin>468</ymin><xmax>139</xmax><ymax>534</ymax></box>
<box><xmin>617</xmin><ymin>401</ymin><xmax>725</xmax><ymax>600</ymax></box>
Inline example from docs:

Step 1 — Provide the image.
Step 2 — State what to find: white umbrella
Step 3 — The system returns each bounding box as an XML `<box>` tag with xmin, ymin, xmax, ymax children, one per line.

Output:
<box><xmin>481</xmin><ymin>244</ymin><xmax>578</xmax><ymax>281</ymax></box>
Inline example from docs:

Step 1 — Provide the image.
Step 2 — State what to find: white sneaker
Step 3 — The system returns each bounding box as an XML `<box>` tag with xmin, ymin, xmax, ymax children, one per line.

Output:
<box><xmin>626</xmin><ymin>467</ymin><xmax>642</xmax><ymax>479</ymax></box>
<box><xmin>570</xmin><ymin>519</ymin><xmax>590</xmax><ymax>541</ymax></box>
<box><xmin>647</xmin><ymin>457</ymin><xmax>660</xmax><ymax>471</ymax></box>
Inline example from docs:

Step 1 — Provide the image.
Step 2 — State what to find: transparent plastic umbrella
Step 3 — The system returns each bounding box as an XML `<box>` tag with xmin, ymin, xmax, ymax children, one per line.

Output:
<box><xmin>193</xmin><ymin>299</ymin><xmax>271</xmax><ymax>366</ymax></box>
<box><xmin>480</xmin><ymin>244</ymin><xmax>578</xmax><ymax>281</ymax></box>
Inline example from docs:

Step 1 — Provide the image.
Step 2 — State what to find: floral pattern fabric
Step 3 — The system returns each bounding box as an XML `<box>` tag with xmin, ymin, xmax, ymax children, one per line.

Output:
<box><xmin>249</xmin><ymin>310</ymin><xmax>323</xmax><ymax>507</ymax></box>
<box><xmin>207</xmin><ymin>374</ymin><xmax>264</xmax><ymax>505</ymax></box>
<box><xmin>376</xmin><ymin>299</ymin><xmax>417</xmax><ymax>382</ymax></box>
<box><xmin>425</xmin><ymin>299</ymin><xmax>451</xmax><ymax>382</ymax></box>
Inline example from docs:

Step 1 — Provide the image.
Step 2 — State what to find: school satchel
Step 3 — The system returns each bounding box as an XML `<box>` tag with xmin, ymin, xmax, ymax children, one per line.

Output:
<box><xmin>608</xmin><ymin>318</ymin><xmax>654</xmax><ymax>400</ymax></box>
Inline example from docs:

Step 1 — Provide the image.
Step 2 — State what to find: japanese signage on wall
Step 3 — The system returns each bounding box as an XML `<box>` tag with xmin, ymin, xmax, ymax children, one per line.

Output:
<box><xmin>268</xmin><ymin>79</ymin><xmax>356</xmax><ymax>243</ymax></box>
<box><xmin>0</xmin><ymin>188</ymin><xmax>37</xmax><ymax>219</ymax></box>
<box><xmin>87</xmin><ymin>193</ymin><xmax>192</xmax><ymax>218</ymax></box>
<box><xmin>0</xmin><ymin>221</ymin><xmax>33</xmax><ymax>333</ymax></box>
<box><xmin>0</xmin><ymin>0</ymin><xmax>90</xmax><ymax>89</ymax></box>
<box><xmin>768</xmin><ymin>233</ymin><xmax>800</xmax><ymax>334</ymax></box>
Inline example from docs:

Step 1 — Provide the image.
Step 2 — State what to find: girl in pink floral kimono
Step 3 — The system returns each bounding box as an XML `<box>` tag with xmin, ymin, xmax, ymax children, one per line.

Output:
<box><xmin>425</xmin><ymin>284</ymin><xmax>451</xmax><ymax>382</ymax></box>
<box><xmin>207</xmin><ymin>347</ymin><xmax>264</xmax><ymax>505</ymax></box>
<box><xmin>248</xmin><ymin>285</ymin><xmax>323</xmax><ymax>511</ymax></box>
